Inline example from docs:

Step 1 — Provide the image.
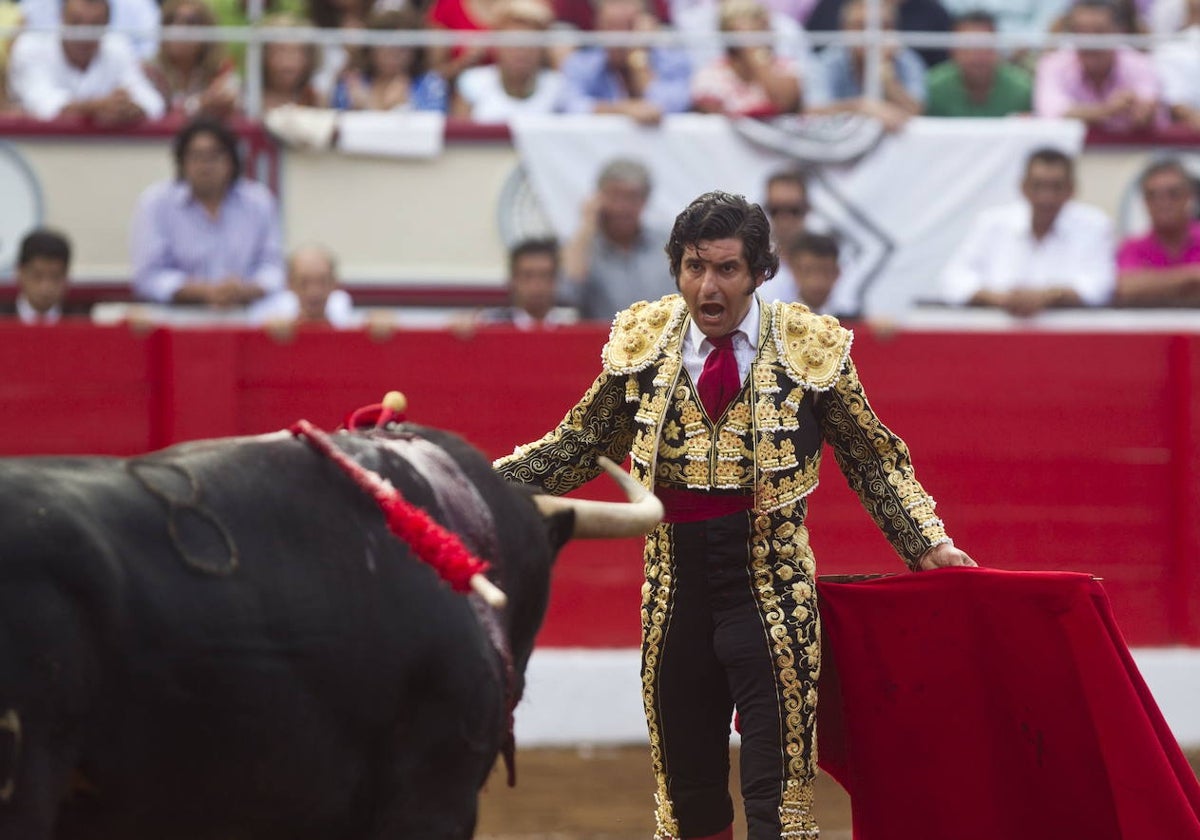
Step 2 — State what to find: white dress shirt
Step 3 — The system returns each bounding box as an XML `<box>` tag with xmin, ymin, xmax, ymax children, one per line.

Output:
<box><xmin>939</xmin><ymin>200</ymin><xmax>1116</xmax><ymax>306</ymax></box>
<box><xmin>682</xmin><ymin>293</ymin><xmax>761</xmax><ymax>387</ymax></box>
<box><xmin>15</xmin><ymin>295</ymin><xmax>62</xmax><ymax>325</ymax></box>
<box><xmin>7</xmin><ymin>30</ymin><xmax>166</xmax><ymax>120</ymax></box>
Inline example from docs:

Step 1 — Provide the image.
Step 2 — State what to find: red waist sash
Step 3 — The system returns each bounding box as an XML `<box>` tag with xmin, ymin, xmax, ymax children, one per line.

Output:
<box><xmin>655</xmin><ymin>485</ymin><xmax>754</xmax><ymax>524</ymax></box>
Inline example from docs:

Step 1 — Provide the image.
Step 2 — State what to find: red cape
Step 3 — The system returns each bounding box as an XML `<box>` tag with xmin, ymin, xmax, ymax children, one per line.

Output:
<box><xmin>816</xmin><ymin>568</ymin><xmax>1200</xmax><ymax>839</ymax></box>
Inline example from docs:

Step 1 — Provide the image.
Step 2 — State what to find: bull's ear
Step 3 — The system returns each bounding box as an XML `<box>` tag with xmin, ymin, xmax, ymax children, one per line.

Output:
<box><xmin>542</xmin><ymin>507</ymin><xmax>575</xmax><ymax>557</ymax></box>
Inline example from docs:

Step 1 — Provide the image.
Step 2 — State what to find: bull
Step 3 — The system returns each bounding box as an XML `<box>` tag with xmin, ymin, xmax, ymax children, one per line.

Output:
<box><xmin>0</xmin><ymin>422</ymin><xmax>661</xmax><ymax>839</ymax></box>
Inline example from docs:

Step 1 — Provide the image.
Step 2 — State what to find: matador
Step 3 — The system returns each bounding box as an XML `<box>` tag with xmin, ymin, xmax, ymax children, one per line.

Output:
<box><xmin>495</xmin><ymin>191</ymin><xmax>974</xmax><ymax>839</ymax></box>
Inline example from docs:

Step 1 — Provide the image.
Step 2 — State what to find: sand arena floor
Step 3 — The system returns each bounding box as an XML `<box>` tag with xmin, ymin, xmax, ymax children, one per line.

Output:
<box><xmin>477</xmin><ymin>745</ymin><xmax>1200</xmax><ymax>839</ymax></box>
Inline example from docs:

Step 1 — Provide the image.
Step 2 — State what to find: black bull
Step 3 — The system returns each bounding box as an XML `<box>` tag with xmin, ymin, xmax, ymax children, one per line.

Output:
<box><xmin>0</xmin><ymin>425</ymin><xmax>655</xmax><ymax>839</ymax></box>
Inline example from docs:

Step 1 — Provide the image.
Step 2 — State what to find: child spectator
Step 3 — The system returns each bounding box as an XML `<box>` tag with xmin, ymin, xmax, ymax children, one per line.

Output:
<box><xmin>783</xmin><ymin>231</ymin><xmax>845</xmax><ymax>315</ymax></box>
<box><xmin>1</xmin><ymin>229</ymin><xmax>88</xmax><ymax>324</ymax></box>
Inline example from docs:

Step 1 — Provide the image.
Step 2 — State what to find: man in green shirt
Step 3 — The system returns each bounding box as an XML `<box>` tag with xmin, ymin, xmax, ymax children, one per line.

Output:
<box><xmin>925</xmin><ymin>10</ymin><xmax>1032</xmax><ymax>117</ymax></box>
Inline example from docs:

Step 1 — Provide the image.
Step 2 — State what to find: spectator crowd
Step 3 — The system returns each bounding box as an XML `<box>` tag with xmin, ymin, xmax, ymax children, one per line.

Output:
<box><xmin>0</xmin><ymin>0</ymin><xmax>1198</xmax><ymax>131</ymax></box>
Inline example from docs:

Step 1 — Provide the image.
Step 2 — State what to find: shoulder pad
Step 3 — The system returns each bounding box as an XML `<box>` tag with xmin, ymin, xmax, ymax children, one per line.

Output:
<box><xmin>602</xmin><ymin>295</ymin><xmax>687</xmax><ymax>375</ymax></box>
<box><xmin>770</xmin><ymin>302</ymin><xmax>853</xmax><ymax>391</ymax></box>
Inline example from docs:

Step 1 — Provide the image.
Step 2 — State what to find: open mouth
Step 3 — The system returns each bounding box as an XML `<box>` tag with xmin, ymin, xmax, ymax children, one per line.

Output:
<box><xmin>699</xmin><ymin>302</ymin><xmax>725</xmax><ymax>320</ymax></box>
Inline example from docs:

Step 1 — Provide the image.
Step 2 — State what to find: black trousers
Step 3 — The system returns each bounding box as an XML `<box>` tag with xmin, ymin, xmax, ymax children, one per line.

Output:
<box><xmin>644</xmin><ymin>511</ymin><xmax>819</xmax><ymax>840</ymax></box>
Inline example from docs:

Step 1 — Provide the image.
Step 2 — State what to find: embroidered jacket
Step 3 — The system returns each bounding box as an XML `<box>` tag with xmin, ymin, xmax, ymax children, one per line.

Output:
<box><xmin>494</xmin><ymin>294</ymin><xmax>949</xmax><ymax>567</ymax></box>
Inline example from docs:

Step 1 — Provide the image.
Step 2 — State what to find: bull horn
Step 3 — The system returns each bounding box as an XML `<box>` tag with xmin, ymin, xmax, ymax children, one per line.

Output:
<box><xmin>533</xmin><ymin>456</ymin><xmax>664</xmax><ymax>539</ymax></box>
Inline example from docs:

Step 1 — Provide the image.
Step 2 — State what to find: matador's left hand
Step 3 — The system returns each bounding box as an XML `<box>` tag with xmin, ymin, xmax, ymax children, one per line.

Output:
<box><xmin>916</xmin><ymin>542</ymin><xmax>977</xmax><ymax>571</ymax></box>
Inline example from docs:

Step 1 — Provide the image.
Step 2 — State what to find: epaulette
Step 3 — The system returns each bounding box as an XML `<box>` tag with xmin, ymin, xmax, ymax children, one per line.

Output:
<box><xmin>601</xmin><ymin>295</ymin><xmax>687</xmax><ymax>375</ymax></box>
<box><xmin>770</xmin><ymin>301</ymin><xmax>853</xmax><ymax>391</ymax></box>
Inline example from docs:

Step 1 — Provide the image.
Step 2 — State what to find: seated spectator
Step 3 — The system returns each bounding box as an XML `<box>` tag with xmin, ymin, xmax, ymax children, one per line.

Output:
<box><xmin>560</xmin><ymin>157</ymin><xmax>675</xmax><ymax>321</ymax></box>
<box><xmin>450</xmin><ymin>0</ymin><xmax>564</xmax><ymax>122</ymax></box>
<box><xmin>20</xmin><ymin>0</ymin><xmax>161</xmax><ymax>60</ymax></box>
<box><xmin>810</xmin><ymin>0</ymin><xmax>925</xmax><ymax>124</ymax></box>
<box><xmin>252</xmin><ymin>244</ymin><xmax>362</xmax><ymax>330</ymax></box>
<box><xmin>691</xmin><ymin>0</ymin><xmax>803</xmax><ymax>117</ymax></box>
<box><xmin>1</xmin><ymin>228</ymin><xmax>88</xmax><ymax>324</ymax></box>
<box><xmin>259</xmin><ymin>14</ymin><xmax>321</xmax><ymax>111</ymax></box>
<box><xmin>130</xmin><ymin>117</ymin><xmax>285</xmax><ymax>306</ymax></box>
<box><xmin>758</xmin><ymin>167</ymin><xmax>810</xmax><ymax>303</ymax></box>
<box><xmin>924</xmin><ymin>11</ymin><xmax>1033</xmax><ymax>117</ymax></box>
<box><xmin>329</xmin><ymin>8</ymin><xmax>448</xmax><ymax>112</ymax></box>
<box><xmin>144</xmin><ymin>0</ymin><xmax>240</xmax><ymax>118</ymax></box>
<box><xmin>477</xmin><ymin>237</ymin><xmax>575</xmax><ymax>328</ymax></box>
<box><xmin>1034</xmin><ymin>0</ymin><xmax>1163</xmax><ymax>133</ymax></box>
<box><xmin>1114</xmin><ymin>158</ymin><xmax>1200</xmax><ymax>306</ymax></box>
<box><xmin>805</xmin><ymin>0</ymin><xmax>953</xmax><ymax>69</ymax></box>
<box><xmin>940</xmin><ymin>147</ymin><xmax>1115</xmax><ymax>316</ymax></box>
<box><xmin>1153</xmin><ymin>0</ymin><xmax>1200</xmax><ymax>131</ymax></box>
<box><xmin>559</xmin><ymin>0</ymin><xmax>691</xmax><ymax>125</ymax></box>
<box><xmin>782</xmin><ymin>231</ymin><xmax>844</xmax><ymax>315</ymax></box>
<box><xmin>6</xmin><ymin>0</ymin><xmax>165</xmax><ymax>123</ymax></box>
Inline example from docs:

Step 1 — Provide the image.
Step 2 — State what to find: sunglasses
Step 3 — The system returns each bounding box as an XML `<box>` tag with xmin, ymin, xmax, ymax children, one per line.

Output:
<box><xmin>767</xmin><ymin>204</ymin><xmax>808</xmax><ymax>218</ymax></box>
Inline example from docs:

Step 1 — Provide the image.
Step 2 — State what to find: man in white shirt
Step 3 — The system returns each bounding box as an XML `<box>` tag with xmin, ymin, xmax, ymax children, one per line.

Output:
<box><xmin>6</xmin><ymin>0</ymin><xmax>165</xmax><ymax>123</ymax></box>
<box><xmin>940</xmin><ymin>147</ymin><xmax>1115</xmax><ymax>317</ymax></box>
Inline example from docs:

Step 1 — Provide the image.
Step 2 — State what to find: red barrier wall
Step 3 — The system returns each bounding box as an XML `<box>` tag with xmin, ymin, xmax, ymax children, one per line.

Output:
<box><xmin>2</xmin><ymin>323</ymin><xmax>1198</xmax><ymax>649</ymax></box>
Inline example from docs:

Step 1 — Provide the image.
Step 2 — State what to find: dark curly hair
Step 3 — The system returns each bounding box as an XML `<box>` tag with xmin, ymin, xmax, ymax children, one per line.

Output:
<box><xmin>666</xmin><ymin>191</ymin><xmax>779</xmax><ymax>284</ymax></box>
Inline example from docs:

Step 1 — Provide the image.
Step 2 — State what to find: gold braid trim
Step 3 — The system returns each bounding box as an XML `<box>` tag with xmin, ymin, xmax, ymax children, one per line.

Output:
<box><xmin>493</xmin><ymin>371</ymin><xmax>636</xmax><ymax>496</ymax></box>
<box><xmin>603</xmin><ymin>295</ymin><xmax>688</xmax><ymax>375</ymax></box>
<box><xmin>816</xmin><ymin>359</ymin><xmax>949</xmax><ymax>566</ymax></box>
<box><xmin>749</xmin><ymin>509</ymin><xmax>822</xmax><ymax>838</ymax></box>
<box><xmin>771</xmin><ymin>302</ymin><xmax>853</xmax><ymax>392</ymax></box>
<box><xmin>640</xmin><ymin>523</ymin><xmax>681</xmax><ymax>840</ymax></box>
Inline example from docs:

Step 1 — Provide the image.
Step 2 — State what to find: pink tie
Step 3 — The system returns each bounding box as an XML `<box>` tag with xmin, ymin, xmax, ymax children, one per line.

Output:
<box><xmin>697</xmin><ymin>333</ymin><xmax>741</xmax><ymax>419</ymax></box>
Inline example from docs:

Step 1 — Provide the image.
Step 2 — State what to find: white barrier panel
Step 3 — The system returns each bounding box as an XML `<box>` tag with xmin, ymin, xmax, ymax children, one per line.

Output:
<box><xmin>515</xmin><ymin>647</ymin><xmax>1200</xmax><ymax>749</ymax></box>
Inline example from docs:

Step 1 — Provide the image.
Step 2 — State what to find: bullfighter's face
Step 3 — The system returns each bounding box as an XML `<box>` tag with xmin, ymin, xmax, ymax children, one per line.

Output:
<box><xmin>677</xmin><ymin>237</ymin><xmax>761</xmax><ymax>340</ymax></box>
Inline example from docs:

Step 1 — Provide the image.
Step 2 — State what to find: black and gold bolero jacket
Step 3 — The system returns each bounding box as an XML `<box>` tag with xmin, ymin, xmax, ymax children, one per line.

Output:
<box><xmin>494</xmin><ymin>294</ymin><xmax>950</xmax><ymax>568</ymax></box>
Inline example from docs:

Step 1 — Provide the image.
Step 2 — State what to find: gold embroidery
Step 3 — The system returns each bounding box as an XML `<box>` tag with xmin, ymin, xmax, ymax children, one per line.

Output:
<box><xmin>604</xmin><ymin>296</ymin><xmax>688</xmax><ymax>374</ymax></box>
<box><xmin>748</xmin><ymin>510</ymin><xmax>821</xmax><ymax>838</ymax></box>
<box><xmin>641</xmin><ymin>524</ymin><xmax>681</xmax><ymax>840</ymax></box>
<box><xmin>493</xmin><ymin>371</ymin><xmax>635</xmax><ymax>495</ymax></box>
<box><xmin>771</xmin><ymin>301</ymin><xmax>853</xmax><ymax>391</ymax></box>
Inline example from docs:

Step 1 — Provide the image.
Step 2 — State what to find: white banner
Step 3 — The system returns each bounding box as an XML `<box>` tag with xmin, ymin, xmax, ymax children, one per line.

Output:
<box><xmin>510</xmin><ymin>114</ymin><xmax>1086</xmax><ymax>316</ymax></box>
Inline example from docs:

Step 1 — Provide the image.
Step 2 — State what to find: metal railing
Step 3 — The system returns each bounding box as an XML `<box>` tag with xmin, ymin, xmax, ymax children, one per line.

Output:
<box><xmin>1</xmin><ymin>0</ymin><xmax>1195</xmax><ymax>118</ymax></box>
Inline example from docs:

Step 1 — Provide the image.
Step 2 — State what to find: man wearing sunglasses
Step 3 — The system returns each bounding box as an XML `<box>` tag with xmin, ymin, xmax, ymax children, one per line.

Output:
<box><xmin>757</xmin><ymin>168</ymin><xmax>810</xmax><ymax>303</ymax></box>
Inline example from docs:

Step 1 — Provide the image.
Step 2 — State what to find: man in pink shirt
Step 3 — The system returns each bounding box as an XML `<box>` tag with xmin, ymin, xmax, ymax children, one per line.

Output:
<box><xmin>1115</xmin><ymin>158</ymin><xmax>1200</xmax><ymax>306</ymax></box>
<box><xmin>1035</xmin><ymin>0</ymin><xmax>1164</xmax><ymax>133</ymax></box>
